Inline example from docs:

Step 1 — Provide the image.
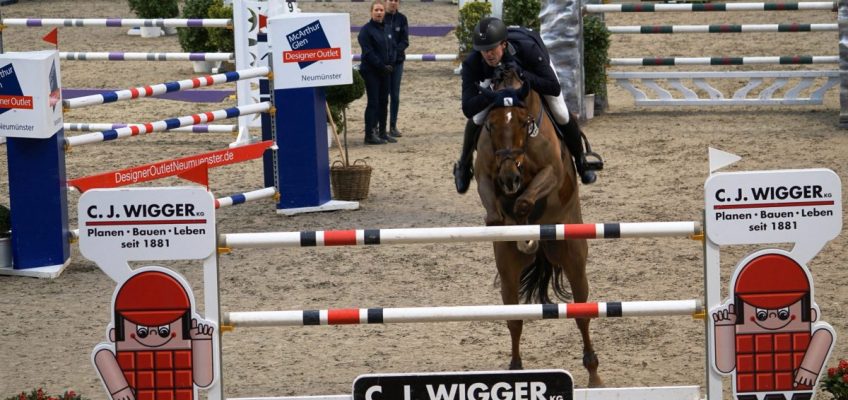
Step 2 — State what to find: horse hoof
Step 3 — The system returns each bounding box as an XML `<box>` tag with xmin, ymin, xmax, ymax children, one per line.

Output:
<box><xmin>516</xmin><ymin>240</ymin><xmax>538</xmax><ymax>254</ymax></box>
<box><xmin>588</xmin><ymin>376</ymin><xmax>605</xmax><ymax>388</ymax></box>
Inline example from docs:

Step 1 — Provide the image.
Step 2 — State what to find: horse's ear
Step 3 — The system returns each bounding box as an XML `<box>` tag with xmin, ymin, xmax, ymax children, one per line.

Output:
<box><xmin>518</xmin><ymin>80</ymin><xmax>530</xmax><ymax>99</ymax></box>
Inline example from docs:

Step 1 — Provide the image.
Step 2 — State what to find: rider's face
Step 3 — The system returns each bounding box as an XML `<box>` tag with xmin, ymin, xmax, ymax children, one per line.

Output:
<box><xmin>481</xmin><ymin>42</ymin><xmax>506</xmax><ymax>67</ymax></box>
<box><xmin>371</xmin><ymin>3</ymin><xmax>385</xmax><ymax>22</ymax></box>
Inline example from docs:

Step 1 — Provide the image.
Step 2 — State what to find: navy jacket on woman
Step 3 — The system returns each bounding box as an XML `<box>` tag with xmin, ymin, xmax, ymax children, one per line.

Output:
<box><xmin>358</xmin><ymin>18</ymin><xmax>396</xmax><ymax>142</ymax></box>
<box><xmin>384</xmin><ymin>11</ymin><xmax>409</xmax><ymax>65</ymax></box>
<box><xmin>460</xmin><ymin>27</ymin><xmax>561</xmax><ymax>120</ymax></box>
<box><xmin>358</xmin><ymin>19</ymin><xmax>396</xmax><ymax>73</ymax></box>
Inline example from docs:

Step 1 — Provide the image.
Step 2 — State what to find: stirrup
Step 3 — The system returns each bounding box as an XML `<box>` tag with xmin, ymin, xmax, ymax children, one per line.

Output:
<box><xmin>580</xmin><ymin>132</ymin><xmax>604</xmax><ymax>171</ymax></box>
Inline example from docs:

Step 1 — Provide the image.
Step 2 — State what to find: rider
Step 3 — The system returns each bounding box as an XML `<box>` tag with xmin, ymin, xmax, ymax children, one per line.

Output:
<box><xmin>453</xmin><ymin>17</ymin><xmax>601</xmax><ymax>193</ymax></box>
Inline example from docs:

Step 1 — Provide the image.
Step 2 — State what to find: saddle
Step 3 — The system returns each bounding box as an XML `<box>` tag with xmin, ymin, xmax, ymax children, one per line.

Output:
<box><xmin>540</xmin><ymin>103</ymin><xmax>604</xmax><ymax>171</ymax></box>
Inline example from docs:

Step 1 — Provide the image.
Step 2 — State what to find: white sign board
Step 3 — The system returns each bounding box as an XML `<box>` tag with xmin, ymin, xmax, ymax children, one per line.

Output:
<box><xmin>704</xmin><ymin>169</ymin><xmax>842</xmax><ymax>249</ymax></box>
<box><xmin>0</xmin><ymin>50</ymin><xmax>63</xmax><ymax>139</ymax></box>
<box><xmin>267</xmin><ymin>13</ymin><xmax>353</xmax><ymax>89</ymax></box>
<box><xmin>78</xmin><ymin>188</ymin><xmax>216</xmax><ymax>272</ymax></box>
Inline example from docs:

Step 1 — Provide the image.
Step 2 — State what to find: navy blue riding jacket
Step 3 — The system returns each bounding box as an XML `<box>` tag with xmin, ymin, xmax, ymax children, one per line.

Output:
<box><xmin>384</xmin><ymin>11</ymin><xmax>409</xmax><ymax>64</ymax></box>
<box><xmin>461</xmin><ymin>27</ymin><xmax>561</xmax><ymax>119</ymax></box>
<box><xmin>358</xmin><ymin>19</ymin><xmax>396</xmax><ymax>73</ymax></box>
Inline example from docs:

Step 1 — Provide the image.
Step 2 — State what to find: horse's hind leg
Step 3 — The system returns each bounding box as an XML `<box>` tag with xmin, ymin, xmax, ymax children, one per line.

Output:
<box><xmin>556</xmin><ymin>241</ymin><xmax>604</xmax><ymax>388</ymax></box>
<box><xmin>494</xmin><ymin>242</ymin><xmax>525</xmax><ymax>370</ymax></box>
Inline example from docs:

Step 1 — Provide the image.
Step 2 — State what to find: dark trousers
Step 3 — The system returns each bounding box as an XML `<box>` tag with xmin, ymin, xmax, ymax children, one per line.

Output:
<box><xmin>388</xmin><ymin>62</ymin><xmax>404</xmax><ymax>129</ymax></box>
<box><xmin>362</xmin><ymin>67</ymin><xmax>390</xmax><ymax>136</ymax></box>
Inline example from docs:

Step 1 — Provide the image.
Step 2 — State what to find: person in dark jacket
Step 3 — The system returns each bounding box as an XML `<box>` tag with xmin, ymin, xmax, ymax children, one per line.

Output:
<box><xmin>384</xmin><ymin>0</ymin><xmax>409</xmax><ymax>138</ymax></box>
<box><xmin>358</xmin><ymin>0</ymin><xmax>397</xmax><ymax>145</ymax></box>
<box><xmin>453</xmin><ymin>17</ymin><xmax>603</xmax><ymax>193</ymax></box>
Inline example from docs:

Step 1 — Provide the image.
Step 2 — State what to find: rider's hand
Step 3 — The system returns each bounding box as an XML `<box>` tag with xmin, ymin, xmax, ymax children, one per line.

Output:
<box><xmin>479</xmin><ymin>87</ymin><xmax>498</xmax><ymax>101</ymax></box>
<box><xmin>501</xmin><ymin>60</ymin><xmax>524</xmax><ymax>78</ymax></box>
<box><xmin>383</xmin><ymin>65</ymin><xmax>394</xmax><ymax>74</ymax></box>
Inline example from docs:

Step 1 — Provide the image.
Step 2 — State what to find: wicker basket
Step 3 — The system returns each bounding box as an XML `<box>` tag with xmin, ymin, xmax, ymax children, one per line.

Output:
<box><xmin>330</xmin><ymin>159</ymin><xmax>372</xmax><ymax>200</ymax></box>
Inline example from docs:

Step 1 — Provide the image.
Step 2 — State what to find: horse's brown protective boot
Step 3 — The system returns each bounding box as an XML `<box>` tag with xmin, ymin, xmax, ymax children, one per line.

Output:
<box><xmin>453</xmin><ymin>119</ymin><xmax>481</xmax><ymax>193</ymax></box>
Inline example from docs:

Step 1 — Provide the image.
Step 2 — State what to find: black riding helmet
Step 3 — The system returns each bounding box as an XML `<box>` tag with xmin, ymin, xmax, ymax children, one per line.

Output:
<box><xmin>472</xmin><ymin>17</ymin><xmax>507</xmax><ymax>51</ymax></box>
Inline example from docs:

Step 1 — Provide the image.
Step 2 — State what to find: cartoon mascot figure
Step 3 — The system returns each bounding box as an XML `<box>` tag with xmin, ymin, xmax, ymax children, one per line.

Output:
<box><xmin>712</xmin><ymin>250</ymin><xmax>835</xmax><ymax>400</ymax></box>
<box><xmin>93</xmin><ymin>268</ymin><xmax>216</xmax><ymax>400</ymax></box>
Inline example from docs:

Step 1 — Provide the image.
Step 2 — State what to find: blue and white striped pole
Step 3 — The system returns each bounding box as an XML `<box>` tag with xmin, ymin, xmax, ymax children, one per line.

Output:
<box><xmin>63</xmin><ymin>67</ymin><xmax>269</xmax><ymax>109</ymax></box>
<box><xmin>65</xmin><ymin>102</ymin><xmax>270</xmax><ymax>147</ymax></box>
<box><xmin>64</xmin><ymin>123</ymin><xmax>237</xmax><ymax>133</ymax></box>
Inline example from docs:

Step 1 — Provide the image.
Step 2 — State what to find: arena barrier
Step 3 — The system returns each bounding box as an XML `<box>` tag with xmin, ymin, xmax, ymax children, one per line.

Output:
<box><xmin>0</xmin><ymin>11</ymin><xmax>264</xmax><ymax>144</ymax></box>
<box><xmin>64</xmin><ymin>123</ymin><xmax>238</xmax><ymax>133</ymax></box>
<box><xmin>214</xmin><ymin>186</ymin><xmax>277</xmax><ymax>208</ymax></box>
<box><xmin>1</xmin><ymin>18</ymin><xmax>232</xmax><ymax>27</ymax></box>
<box><xmin>59</xmin><ymin>52</ymin><xmax>234</xmax><ymax>61</ymax></box>
<box><xmin>208</xmin><ymin>218</ymin><xmax>707</xmax><ymax>400</ymax></box>
<box><xmin>65</xmin><ymin>102</ymin><xmax>270</xmax><ymax>147</ymax></box>
<box><xmin>0</xmin><ymin>9</ymin><xmax>365</xmax><ymax>276</ymax></box>
<box><xmin>62</xmin><ymin>66</ymin><xmax>269</xmax><ymax>109</ymax></box>
<box><xmin>353</xmin><ymin>53</ymin><xmax>458</xmax><ymax>62</ymax></box>
<box><xmin>218</xmin><ymin>221</ymin><xmax>701</xmax><ymax>248</ymax></box>
<box><xmin>224</xmin><ymin>300</ymin><xmax>703</xmax><ymax>327</ymax></box>
<box><xmin>608</xmin><ymin>23</ymin><xmax>837</xmax><ymax>34</ymax></box>
<box><xmin>585</xmin><ymin>1</ymin><xmax>841</xmax><ymax>107</ymax></box>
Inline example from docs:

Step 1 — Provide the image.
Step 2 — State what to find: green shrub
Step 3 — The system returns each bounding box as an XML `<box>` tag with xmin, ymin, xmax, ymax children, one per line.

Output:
<box><xmin>503</xmin><ymin>0</ymin><xmax>540</xmax><ymax>31</ymax></box>
<box><xmin>456</xmin><ymin>1</ymin><xmax>491</xmax><ymax>59</ymax></box>
<box><xmin>207</xmin><ymin>0</ymin><xmax>234</xmax><ymax>52</ymax></box>
<box><xmin>127</xmin><ymin>0</ymin><xmax>179</xmax><ymax>19</ymax></box>
<box><xmin>0</xmin><ymin>204</ymin><xmax>10</xmax><ymax>238</ymax></box>
<box><xmin>583</xmin><ymin>15</ymin><xmax>610</xmax><ymax>98</ymax></box>
<box><xmin>178</xmin><ymin>0</ymin><xmax>217</xmax><ymax>53</ymax></box>
<box><xmin>325</xmin><ymin>69</ymin><xmax>366</xmax><ymax>132</ymax></box>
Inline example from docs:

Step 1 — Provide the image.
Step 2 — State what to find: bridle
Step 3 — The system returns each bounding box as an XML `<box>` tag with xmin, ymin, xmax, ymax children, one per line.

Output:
<box><xmin>488</xmin><ymin>89</ymin><xmax>543</xmax><ymax>174</ymax></box>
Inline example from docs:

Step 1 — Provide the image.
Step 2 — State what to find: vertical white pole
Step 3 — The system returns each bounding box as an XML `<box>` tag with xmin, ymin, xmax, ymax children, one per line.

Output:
<box><xmin>203</xmin><ymin>251</ymin><xmax>223</xmax><ymax>400</ymax></box>
<box><xmin>704</xmin><ymin>217</ymin><xmax>724</xmax><ymax>400</ymax></box>
<box><xmin>233</xmin><ymin>0</ymin><xmax>259</xmax><ymax>146</ymax></box>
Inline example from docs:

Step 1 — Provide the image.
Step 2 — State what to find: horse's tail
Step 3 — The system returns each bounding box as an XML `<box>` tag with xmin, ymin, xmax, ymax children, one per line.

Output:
<box><xmin>518</xmin><ymin>253</ymin><xmax>571</xmax><ymax>304</ymax></box>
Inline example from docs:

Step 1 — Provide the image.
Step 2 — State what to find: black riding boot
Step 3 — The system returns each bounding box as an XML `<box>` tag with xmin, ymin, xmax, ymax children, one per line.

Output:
<box><xmin>452</xmin><ymin>119</ymin><xmax>481</xmax><ymax>194</ymax></box>
<box><xmin>560</xmin><ymin>117</ymin><xmax>597</xmax><ymax>185</ymax></box>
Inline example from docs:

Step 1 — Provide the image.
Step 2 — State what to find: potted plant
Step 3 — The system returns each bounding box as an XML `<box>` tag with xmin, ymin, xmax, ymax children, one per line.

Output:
<box><xmin>178</xmin><ymin>0</ymin><xmax>219</xmax><ymax>73</ymax></box>
<box><xmin>127</xmin><ymin>0</ymin><xmax>180</xmax><ymax>38</ymax></box>
<box><xmin>455</xmin><ymin>0</ymin><xmax>491</xmax><ymax>73</ymax></box>
<box><xmin>325</xmin><ymin>69</ymin><xmax>369</xmax><ymax>200</ymax></box>
<box><xmin>503</xmin><ymin>0</ymin><xmax>541</xmax><ymax>31</ymax></box>
<box><xmin>583</xmin><ymin>14</ymin><xmax>611</xmax><ymax>118</ymax></box>
<box><xmin>207</xmin><ymin>0</ymin><xmax>235</xmax><ymax>71</ymax></box>
<box><xmin>0</xmin><ymin>204</ymin><xmax>11</xmax><ymax>269</ymax></box>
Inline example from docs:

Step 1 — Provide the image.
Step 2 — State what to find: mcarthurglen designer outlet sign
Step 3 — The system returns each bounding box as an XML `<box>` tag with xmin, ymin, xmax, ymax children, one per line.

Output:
<box><xmin>268</xmin><ymin>13</ymin><xmax>353</xmax><ymax>89</ymax></box>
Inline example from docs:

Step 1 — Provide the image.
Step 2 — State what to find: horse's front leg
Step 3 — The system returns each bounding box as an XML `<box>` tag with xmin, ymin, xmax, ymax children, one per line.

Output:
<box><xmin>477</xmin><ymin>173</ymin><xmax>504</xmax><ymax>226</ymax></box>
<box><xmin>514</xmin><ymin>165</ymin><xmax>557</xmax><ymax>220</ymax></box>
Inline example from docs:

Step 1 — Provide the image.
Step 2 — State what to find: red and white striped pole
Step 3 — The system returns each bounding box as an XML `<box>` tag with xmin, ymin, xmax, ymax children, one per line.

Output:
<box><xmin>224</xmin><ymin>300</ymin><xmax>703</xmax><ymax>328</ymax></box>
<box><xmin>218</xmin><ymin>221</ymin><xmax>701</xmax><ymax>249</ymax></box>
<box><xmin>63</xmin><ymin>66</ymin><xmax>269</xmax><ymax>109</ymax></box>
<box><xmin>65</xmin><ymin>102</ymin><xmax>270</xmax><ymax>147</ymax></box>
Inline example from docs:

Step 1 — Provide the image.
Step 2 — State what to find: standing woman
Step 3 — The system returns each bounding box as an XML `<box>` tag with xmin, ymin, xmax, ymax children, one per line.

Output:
<box><xmin>358</xmin><ymin>0</ymin><xmax>397</xmax><ymax>145</ymax></box>
<box><xmin>384</xmin><ymin>0</ymin><xmax>408</xmax><ymax>138</ymax></box>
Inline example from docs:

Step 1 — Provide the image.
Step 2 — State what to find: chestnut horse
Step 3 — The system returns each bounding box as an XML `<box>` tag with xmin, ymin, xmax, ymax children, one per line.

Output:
<box><xmin>474</xmin><ymin>67</ymin><xmax>603</xmax><ymax>387</ymax></box>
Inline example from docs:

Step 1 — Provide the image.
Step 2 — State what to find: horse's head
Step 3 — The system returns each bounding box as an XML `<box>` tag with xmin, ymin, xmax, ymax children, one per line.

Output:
<box><xmin>485</xmin><ymin>66</ymin><xmax>539</xmax><ymax>195</ymax></box>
